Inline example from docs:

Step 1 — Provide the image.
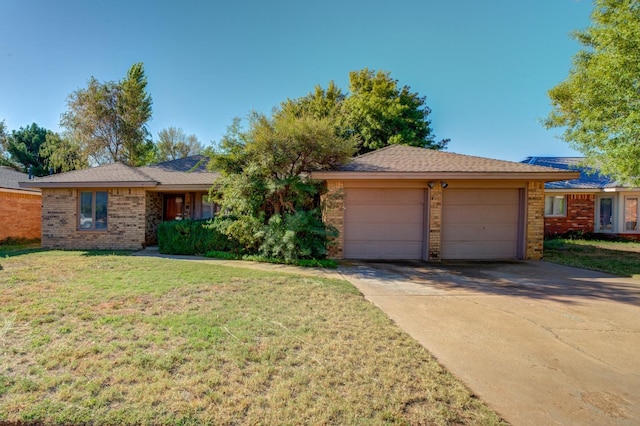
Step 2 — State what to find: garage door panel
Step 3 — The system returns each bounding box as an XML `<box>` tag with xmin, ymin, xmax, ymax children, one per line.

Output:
<box><xmin>445</xmin><ymin>223</ymin><xmax>518</xmax><ymax>240</ymax></box>
<box><xmin>442</xmin><ymin>188</ymin><xmax>521</xmax><ymax>260</ymax></box>
<box><xmin>445</xmin><ymin>206</ymin><xmax>518</xmax><ymax>224</ymax></box>
<box><xmin>347</xmin><ymin>188</ymin><xmax>424</xmax><ymax>204</ymax></box>
<box><xmin>442</xmin><ymin>241</ymin><xmax>517</xmax><ymax>259</ymax></box>
<box><xmin>349</xmin><ymin>204</ymin><xmax>423</xmax><ymax>223</ymax></box>
<box><xmin>346</xmin><ymin>241</ymin><xmax>423</xmax><ymax>260</ymax></box>
<box><xmin>347</xmin><ymin>222</ymin><xmax>423</xmax><ymax>240</ymax></box>
<box><xmin>344</xmin><ymin>188</ymin><xmax>425</xmax><ymax>260</ymax></box>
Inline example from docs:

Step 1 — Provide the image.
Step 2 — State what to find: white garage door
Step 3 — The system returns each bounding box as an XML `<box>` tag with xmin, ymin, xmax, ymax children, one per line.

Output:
<box><xmin>442</xmin><ymin>188</ymin><xmax>521</xmax><ymax>260</ymax></box>
<box><xmin>344</xmin><ymin>188</ymin><xmax>425</xmax><ymax>259</ymax></box>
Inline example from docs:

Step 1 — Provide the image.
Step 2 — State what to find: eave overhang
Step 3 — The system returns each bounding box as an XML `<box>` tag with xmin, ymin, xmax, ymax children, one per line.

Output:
<box><xmin>19</xmin><ymin>181</ymin><xmax>158</xmax><ymax>189</ymax></box>
<box><xmin>310</xmin><ymin>171</ymin><xmax>581</xmax><ymax>182</ymax></box>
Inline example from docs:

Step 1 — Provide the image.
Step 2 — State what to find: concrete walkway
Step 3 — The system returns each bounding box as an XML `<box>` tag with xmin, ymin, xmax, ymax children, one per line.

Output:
<box><xmin>133</xmin><ymin>248</ymin><xmax>640</xmax><ymax>425</ymax></box>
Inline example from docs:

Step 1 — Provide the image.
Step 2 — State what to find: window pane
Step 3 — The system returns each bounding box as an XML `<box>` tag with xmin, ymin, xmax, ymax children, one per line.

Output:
<box><xmin>95</xmin><ymin>192</ymin><xmax>108</xmax><ymax>230</ymax></box>
<box><xmin>599</xmin><ymin>198</ymin><xmax>613</xmax><ymax>231</ymax></box>
<box><xmin>201</xmin><ymin>194</ymin><xmax>214</xmax><ymax>219</ymax></box>
<box><xmin>544</xmin><ymin>196</ymin><xmax>553</xmax><ymax>216</ymax></box>
<box><xmin>553</xmin><ymin>196</ymin><xmax>566</xmax><ymax>216</ymax></box>
<box><xmin>80</xmin><ymin>192</ymin><xmax>93</xmax><ymax>229</ymax></box>
<box><xmin>625</xmin><ymin>197</ymin><xmax>638</xmax><ymax>231</ymax></box>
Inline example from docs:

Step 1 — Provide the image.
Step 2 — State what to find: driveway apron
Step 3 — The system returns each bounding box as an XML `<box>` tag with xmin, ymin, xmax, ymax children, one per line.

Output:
<box><xmin>338</xmin><ymin>261</ymin><xmax>640</xmax><ymax>426</ymax></box>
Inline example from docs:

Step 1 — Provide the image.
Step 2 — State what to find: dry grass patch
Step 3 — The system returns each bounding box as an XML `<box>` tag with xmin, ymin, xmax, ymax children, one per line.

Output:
<box><xmin>0</xmin><ymin>250</ymin><xmax>504</xmax><ymax>425</ymax></box>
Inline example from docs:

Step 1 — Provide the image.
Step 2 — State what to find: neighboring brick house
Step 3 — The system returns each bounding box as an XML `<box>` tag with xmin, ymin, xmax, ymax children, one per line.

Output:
<box><xmin>311</xmin><ymin>145</ymin><xmax>578</xmax><ymax>261</ymax></box>
<box><xmin>0</xmin><ymin>166</ymin><xmax>41</xmax><ymax>242</ymax></box>
<box><xmin>523</xmin><ymin>157</ymin><xmax>640</xmax><ymax>240</ymax></box>
<box><xmin>20</xmin><ymin>156</ymin><xmax>219</xmax><ymax>250</ymax></box>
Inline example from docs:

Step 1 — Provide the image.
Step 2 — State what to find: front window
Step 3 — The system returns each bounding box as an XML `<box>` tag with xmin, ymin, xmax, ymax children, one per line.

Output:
<box><xmin>79</xmin><ymin>191</ymin><xmax>108</xmax><ymax>230</ymax></box>
<box><xmin>544</xmin><ymin>195</ymin><xmax>566</xmax><ymax>216</ymax></box>
<box><xmin>598</xmin><ymin>197</ymin><xmax>613</xmax><ymax>232</ymax></box>
<box><xmin>201</xmin><ymin>194</ymin><xmax>216</xmax><ymax>220</ymax></box>
<box><xmin>625</xmin><ymin>196</ymin><xmax>639</xmax><ymax>232</ymax></box>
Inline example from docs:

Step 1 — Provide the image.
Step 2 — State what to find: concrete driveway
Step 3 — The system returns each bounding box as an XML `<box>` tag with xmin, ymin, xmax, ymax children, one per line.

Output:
<box><xmin>338</xmin><ymin>261</ymin><xmax>640</xmax><ymax>426</ymax></box>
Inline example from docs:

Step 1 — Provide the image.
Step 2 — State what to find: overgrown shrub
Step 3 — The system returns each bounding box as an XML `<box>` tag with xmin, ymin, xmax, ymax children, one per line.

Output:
<box><xmin>158</xmin><ymin>219</ymin><xmax>239</xmax><ymax>255</ymax></box>
<box><xmin>257</xmin><ymin>210</ymin><xmax>336</xmax><ymax>261</ymax></box>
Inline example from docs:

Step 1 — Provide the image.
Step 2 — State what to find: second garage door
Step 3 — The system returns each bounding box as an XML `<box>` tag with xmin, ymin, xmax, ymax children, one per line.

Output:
<box><xmin>441</xmin><ymin>188</ymin><xmax>522</xmax><ymax>260</ymax></box>
<box><xmin>344</xmin><ymin>188</ymin><xmax>425</xmax><ymax>259</ymax></box>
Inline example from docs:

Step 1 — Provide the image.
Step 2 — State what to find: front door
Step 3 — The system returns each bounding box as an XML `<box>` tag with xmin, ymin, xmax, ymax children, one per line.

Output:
<box><xmin>164</xmin><ymin>195</ymin><xmax>184</xmax><ymax>221</ymax></box>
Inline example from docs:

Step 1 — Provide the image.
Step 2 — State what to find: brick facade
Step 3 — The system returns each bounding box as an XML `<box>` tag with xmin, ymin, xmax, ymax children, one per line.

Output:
<box><xmin>42</xmin><ymin>188</ymin><xmax>146</xmax><ymax>250</ymax></box>
<box><xmin>145</xmin><ymin>192</ymin><xmax>163</xmax><ymax>246</ymax></box>
<box><xmin>525</xmin><ymin>181</ymin><xmax>545</xmax><ymax>260</ymax></box>
<box><xmin>0</xmin><ymin>190</ymin><xmax>41</xmax><ymax>241</ymax></box>
<box><xmin>427</xmin><ymin>185</ymin><xmax>442</xmax><ymax>261</ymax></box>
<box><xmin>321</xmin><ymin>180</ymin><xmax>345</xmax><ymax>259</ymax></box>
<box><xmin>544</xmin><ymin>194</ymin><xmax>595</xmax><ymax>237</ymax></box>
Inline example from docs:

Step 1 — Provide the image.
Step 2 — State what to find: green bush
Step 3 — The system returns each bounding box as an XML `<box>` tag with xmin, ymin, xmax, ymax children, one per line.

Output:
<box><xmin>257</xmin><ymin>210</ymin><xmax>337</xmax><ymax>261</ymax></box>
<box><xmin>158</xmin><ymin>219</ymin><xmax>239</xmax><ymax>255</ymax></box>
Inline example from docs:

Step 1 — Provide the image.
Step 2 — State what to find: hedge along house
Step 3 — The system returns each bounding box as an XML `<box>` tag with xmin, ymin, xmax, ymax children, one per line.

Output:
<box><xmin>312</xmin><ymin>145</ymin><xmax>579</xmax><ymax>261</ymax></box>
<box><xmin>0</xmin><ymin>166</ymin><xmax>41</xmax><ymax>241</ymax></box>
<box><xmin>20</xmin><ymin>155</ymin><xmax>220</xmax><ymax>250</ymax></box>
<box><xmin>524</xmin><ymin>157</ymin><xmax>640</xmax><ymax>239</ymax></box>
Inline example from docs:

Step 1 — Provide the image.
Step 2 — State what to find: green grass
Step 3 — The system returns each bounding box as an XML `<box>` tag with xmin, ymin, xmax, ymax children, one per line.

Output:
<box><xmin>0</xmin><ymin>250</ymin><xmax>503</xmax><ymax>425</ymax></box>
<box><xmin>544</xmin><ymin>238</ymin><xmax>640</xmax><ymax>277</ymax></box>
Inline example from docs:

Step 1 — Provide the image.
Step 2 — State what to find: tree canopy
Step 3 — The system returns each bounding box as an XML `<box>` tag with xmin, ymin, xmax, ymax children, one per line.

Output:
<box><xmin>211</xmin><ymin>110</ymin><xmax>357</xmax><ymax>259</ymax></box>
<box><xmin>279</xmin><ymin>68</ymin><xmax>448</xmax><ymax>154</ymax></box>
<box><xmin>156</xmin><ymin>127</ymin><xmax>203</xmax><ymax>161</ymax></box>
<box><xmin>0</xmin><ymin>123</ymin><xmax>55</xmax><ymax>176</ymax></box>
<box><xmin>60</xmin><ymin>63</ymin><xmax>154</xmax><ymax>166</ymax></box>
<box><xmin>545</xmin><ymin>0</ymin><xmax>640</xmax><ymax>185</ymax></box>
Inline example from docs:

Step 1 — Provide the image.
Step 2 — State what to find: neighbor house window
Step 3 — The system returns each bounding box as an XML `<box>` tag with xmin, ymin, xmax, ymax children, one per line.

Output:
<box><xmin>544</xmin><ymin>195</ymin><xmax>566</xmax><ymax>216</ymax></box>
<box><xmin>79</xmin><ymin>191</ymin><xmax>108</xmax><ymax>230</ymax></box>
<box><xmin>598</xmin><ymin>197</ymin><xmax>613</xmax><ymax>232</ymax></box>
<box><xmin>624</xmin><ymin>196</ymin><xmax>639</xmax><ymax>231</ymax></box>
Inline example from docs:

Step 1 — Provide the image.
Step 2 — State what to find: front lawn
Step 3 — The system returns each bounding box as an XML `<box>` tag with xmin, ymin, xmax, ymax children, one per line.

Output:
<box><xmin>544</xmin><ymin>238</ymin><xmax>640</xmax><ymax>277</ymax></box>
<box><xmin>0</xmin><ymin>250</ymin><xmax>503</xmax><ymax>425</ymax></box>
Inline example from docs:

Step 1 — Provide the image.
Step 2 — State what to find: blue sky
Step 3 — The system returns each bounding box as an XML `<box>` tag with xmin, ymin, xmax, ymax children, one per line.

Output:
<box><xmin>0</xmin><ymin>0</ymin><xmax>593</xmax><ymax>162</ymax></box>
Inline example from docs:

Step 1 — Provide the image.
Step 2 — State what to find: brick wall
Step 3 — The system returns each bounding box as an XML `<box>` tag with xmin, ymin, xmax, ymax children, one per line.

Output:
<box><xmin>526</xmin><ymin>181</ymin><xmax>545</xmax><ymax>260</ymax></box>
<box><xmin>145</xmin><ymin>192</ymin><xmax>163</xmax><ymax>245</ymax></box>
<box><xmin>0</xmin><ymin>190</ymin><xmax>41</xmax><ymax>241</ymax></box>
<box><xmin>427</xmin><ymin>185</ymin><xmax>442</xmax><ymax>261</ymax></box>
<box><xmin>321</xmin><ymin>180</ymin><xmax>344</xmax><ymax>259</ymax></box>
<box><xmin>42</xmin><ymin>187</ymin><xmax>146</xmax><ymax>250</ymax></box>
<box><xmin>544</xmin><ymin>194</ymin><xmax>595</xmax><ymax>237</ymax></box>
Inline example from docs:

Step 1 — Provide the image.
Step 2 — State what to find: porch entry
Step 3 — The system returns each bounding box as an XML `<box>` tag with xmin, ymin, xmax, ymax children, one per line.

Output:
<box><xmin>163</xmin><ymin>193</ymin><xmax>216</xmax><ymax>221</ymax></box>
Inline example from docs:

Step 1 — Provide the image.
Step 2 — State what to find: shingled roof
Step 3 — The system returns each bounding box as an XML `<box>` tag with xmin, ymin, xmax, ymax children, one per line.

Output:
<box><xmin>312</xmin><ymin>145</ymin><xmax>579</xmax><ymax>181</ymax></box>
<box><xmin>20</xmin><ymin>155</ymin><xmax>219</xmax><ymax>189</ymax></box>
<box><xmin>0</xmin><ymin>166</ymin><xmax>40</xmax><ymax>192</ymax></box>
<box><xmin>521</xmin><ymin>157</ymin><xmax>622</xmax><ymax>190</ymax></box>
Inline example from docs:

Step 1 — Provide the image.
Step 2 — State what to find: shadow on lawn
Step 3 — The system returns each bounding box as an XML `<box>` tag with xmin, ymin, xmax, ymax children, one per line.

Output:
<box><xmin>346</xmin><ymin>259</ymin><xmax>640</xmax><ymax>306</ymax></box>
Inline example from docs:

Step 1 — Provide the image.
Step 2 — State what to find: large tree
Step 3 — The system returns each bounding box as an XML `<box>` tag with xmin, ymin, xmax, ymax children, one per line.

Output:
<box><xmin>0</xmin><ymin>123</ymin><xmax>55</xmax><ymax>176</ymax></box>
<box><xmin>279</xmin><ymin>69</ymin><xmax>448</xmax><ymax>154</ymax></box>
<box><xmin>0</xmin><ymin>120</ymin><xmax>9</xmax><ymax>167</ymax></box>
<box><xmin>211</xmin><ymin>110</ymin><xmax>357</xmax><ymax>259</ymax></box>
<box><xmin>156</xmin><ymin>127</ymin><xmax>203</xmax><ymax>161</ymax></box>
<box><xmin>545</xmin><ymin>0</ymin><xmax>640</xmax><ymax>185</ymax></box>
<box><xmin>60</xmin><ymin>63</ymin><xmax>154</xmax><ymax>166</ymax></box>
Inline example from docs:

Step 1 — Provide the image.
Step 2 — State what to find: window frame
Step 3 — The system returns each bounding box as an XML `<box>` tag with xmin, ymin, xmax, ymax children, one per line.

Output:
<box><xmin>624</xmin><ymin>195</ymin><xmax>640</xmax><ymax>232</ymax></box>
<box><xmin>544</xmin><ymin>195</ymin><xmax>567</xmax><ymax>217</ymax></box>
<box><xmin>78</xmin><ymin>190</ymin><xmax>109</xmax><ymax>231</ymax></box>
<box><xmin>201</xmin><ymin>194</ymin><xmax>217</xmax><ymax>220</ymax></box>
<box><xmin>596</xmin><ymin>195</ymin><xmax>614</xmax><ymax>233</ymax></box>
